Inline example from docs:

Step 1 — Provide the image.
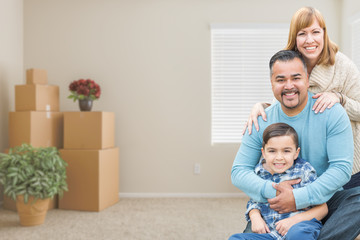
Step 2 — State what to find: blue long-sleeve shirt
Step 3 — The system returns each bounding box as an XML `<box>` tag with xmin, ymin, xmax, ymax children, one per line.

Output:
<box><xmin>231</xmin><ymin>92</ymin><xmax>353</xmax><ymax>209</ymax></box>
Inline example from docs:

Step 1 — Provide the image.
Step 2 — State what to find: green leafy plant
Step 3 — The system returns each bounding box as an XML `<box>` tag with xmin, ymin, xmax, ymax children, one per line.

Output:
<box><xmin>0</xmin><ymin>144</ymin><xmax>68</xmax><ymax>204</ymax></box>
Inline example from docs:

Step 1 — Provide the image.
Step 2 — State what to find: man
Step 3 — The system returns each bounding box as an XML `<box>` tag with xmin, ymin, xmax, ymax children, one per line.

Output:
<box><xmin>231</xmin><ymin>50</ymin><xmax>360</xmax><ymax>240</ymax></box>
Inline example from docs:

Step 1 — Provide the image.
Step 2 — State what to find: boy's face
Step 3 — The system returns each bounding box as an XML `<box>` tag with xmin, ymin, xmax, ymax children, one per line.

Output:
<box><xmin>261</xmin><ymin>135</ymin><xmax>300</xmax><ymax>175</ymax></box>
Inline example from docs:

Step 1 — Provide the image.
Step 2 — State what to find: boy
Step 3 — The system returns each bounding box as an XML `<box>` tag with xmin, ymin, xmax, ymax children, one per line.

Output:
<box><xmin>229</xmin><ymin>123</ymin><xmax>328</xmax><ymax>240</ymax></box>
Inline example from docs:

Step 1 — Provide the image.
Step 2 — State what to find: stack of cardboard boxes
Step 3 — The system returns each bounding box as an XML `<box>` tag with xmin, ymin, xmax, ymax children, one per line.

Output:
<box><xmin>59</xmin><ymin>112</ymin><xmax>119</xmax><ymax>211</ymax></box>
<box><xmin>4</xmin><ymin>69</ymin><xmax>63</xmax><ymax>210</ymax></box>
<box><xmin>2</xmin><ymin>69</ymin><xmax>119</xmax><ymax>212</ymax></box>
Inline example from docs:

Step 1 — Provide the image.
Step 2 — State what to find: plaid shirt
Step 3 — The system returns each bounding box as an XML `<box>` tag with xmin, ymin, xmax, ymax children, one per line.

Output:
<box><xmin>245</xmin><ymin>157</ymin><xmax>317</xmax><ymax>240</ymax></box>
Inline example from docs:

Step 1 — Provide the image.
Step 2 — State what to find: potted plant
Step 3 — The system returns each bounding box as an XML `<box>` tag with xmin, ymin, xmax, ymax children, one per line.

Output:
<box><xmin>68</xmin><ymin>78</ymin><xmax>101</xmax><ymax>111</ymax></box>
<box><xmin>0</xmin><ymin>143</ymin><xmax>68</xmax><ymax>226</ymax></box>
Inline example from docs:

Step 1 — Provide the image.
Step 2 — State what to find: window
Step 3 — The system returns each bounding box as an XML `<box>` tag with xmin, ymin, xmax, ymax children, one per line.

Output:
<box><xmin>211</xmin><ymin>24</ymin><xmax>288</xmax><ymax>144</ymax></box>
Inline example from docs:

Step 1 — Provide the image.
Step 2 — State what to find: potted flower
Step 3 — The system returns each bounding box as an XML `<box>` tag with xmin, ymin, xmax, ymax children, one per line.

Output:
<box><xmin>68</xmin><ymin>78</ymin><xmax>101</xmax><ymax>111</ymax></box>
<box><xmin>0</xmin><ymin>144</ymin><xmax>68</xmax><ymax>226</ymax></box>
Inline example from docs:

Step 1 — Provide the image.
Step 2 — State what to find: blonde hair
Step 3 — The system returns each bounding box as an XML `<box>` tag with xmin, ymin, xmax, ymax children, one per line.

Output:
<box><xmin>285</xmin><ymin>7</ymin><xmax>338</xmax><ymax>66</ymax></box>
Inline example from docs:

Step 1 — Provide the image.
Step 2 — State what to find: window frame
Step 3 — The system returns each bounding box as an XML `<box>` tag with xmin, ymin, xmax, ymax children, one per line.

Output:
<box><xmin>210</xmin><ymin>23</ymin><xmax>288</xmax><ymax>144</ymax></box>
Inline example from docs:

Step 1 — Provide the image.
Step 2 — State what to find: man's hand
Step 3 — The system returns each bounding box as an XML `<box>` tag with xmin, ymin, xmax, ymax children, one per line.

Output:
<box><xmin>274</xmin><ymin>179</ymin><xmax>301</xmax><ymax>196</ymax></box>
<box><xmin>268</xmin><ymin>179</ymin><xmax>300</xmax><ymax>213</ymax></box>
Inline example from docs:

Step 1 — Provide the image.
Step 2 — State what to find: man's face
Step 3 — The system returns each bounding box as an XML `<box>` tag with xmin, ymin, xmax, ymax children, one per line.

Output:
<box><xmin>271</xmin><ymin>58</ymin><xmax>309</xmax><ymax>116</ymax></box>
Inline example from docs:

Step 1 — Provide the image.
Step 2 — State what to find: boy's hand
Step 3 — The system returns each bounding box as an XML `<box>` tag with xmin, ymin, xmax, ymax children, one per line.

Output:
<box><xmin>250</xmin><ymin>214</ymin><xmax>270</xmax><ymax>234</ymax></box>
<box><xmin>275</xmin><ymin>217</ymin><xmax>300</xmax><ymax>236</ymax></box>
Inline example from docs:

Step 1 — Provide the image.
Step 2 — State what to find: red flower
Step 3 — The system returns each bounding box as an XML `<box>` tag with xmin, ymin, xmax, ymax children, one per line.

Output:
<box><xmin>79</xmin><ymin>79</ymin><xmax>86</xmax><ymax>85</ymax></box>
<box><xmin>68</xmin><ymin>78</ymin><xmax>101</xmax><ymax>102</ymax></box>
<box><xmin>69</xmin><ymin>81</ymin><xmax>78</xmax><ymax>91</ymax></box>
<box><xmin>77</xmin><ymin>85</ymin><xmax>90</xmax><ymax>95</ymax></box>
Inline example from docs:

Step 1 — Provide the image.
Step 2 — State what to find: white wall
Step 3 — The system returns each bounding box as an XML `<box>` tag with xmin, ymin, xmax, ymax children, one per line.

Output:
<box><xmin>0</xmin><ymin>0</ymin><xmax>23</xmax><ymax>200</ymax></box>
<box><xmin>341</xmin><ymin>0</ymin><xmax>360</xmax><ymax>57</ymax></box>
<box><xmin>22</xmin><ymin>0</ymin><xmax>340</xmax><ymax>195</ymax></box>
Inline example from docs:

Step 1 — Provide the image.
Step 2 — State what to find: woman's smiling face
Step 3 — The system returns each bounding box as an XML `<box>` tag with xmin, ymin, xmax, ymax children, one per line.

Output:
<box><xmin>296</xmin><ymin>19</ymin><xmax>324</xmax><ymax>64</ymax></box>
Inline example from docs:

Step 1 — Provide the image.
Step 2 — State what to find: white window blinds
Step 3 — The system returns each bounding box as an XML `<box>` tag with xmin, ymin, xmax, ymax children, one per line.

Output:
<box><xmin>211</xmin><ymin>24</ymin><xmax>288</xmax><ymax>144</ymax></box>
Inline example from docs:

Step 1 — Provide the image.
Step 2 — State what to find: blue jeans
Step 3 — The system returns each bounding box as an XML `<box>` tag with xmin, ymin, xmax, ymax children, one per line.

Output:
<box><xmin>343</xmin><ymin>172</ymin><xmax>360</xmax><ymax>189</ymax></box>
<box><xmin>241</xmin><ymin>186</ymin><xmax>360</xmax><ymax>240</ymax></box>
<box><xmin>318</xmin><ymin>186</ymin><xmax>360</xmax><ymax>240</ymax></box>
<box><xmin>229</xmin><ymin>218</ymin><xmax>322</xmax><ymax>240</ymax></box>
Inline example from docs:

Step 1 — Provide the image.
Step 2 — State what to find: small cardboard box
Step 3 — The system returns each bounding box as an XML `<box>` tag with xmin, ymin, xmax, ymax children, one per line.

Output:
<box><xmin>26</xmin><ymin>68</ymin><xmax>48</xmax><ymax>85</ymax></box>
<box><xmin>15</xmin><ymin>84</ymin><xmax>59</xmax><ymax>111</ymax></box>
<box><xmin>9</xmin><ymin>111</ymin><xmax>64</xmax><ymax>148</ymax></box>
<box><xmin>3</xmin><ymin>195</ymin><xmax>58</xmax><ymax>211</ymax></box>
<box><xmin>64</xmin><ymin>112</ymin><xmax>115</xmax><ymax>149</ymax></box>
<box><xmin>59</xmin><ymin>148</ymin><xmax>119</xmax><ymax>211</ymax></box>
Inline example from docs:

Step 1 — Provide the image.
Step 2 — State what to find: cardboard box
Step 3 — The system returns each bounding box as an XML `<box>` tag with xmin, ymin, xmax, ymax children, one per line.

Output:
<box><xmin>59</xmin><ymin>148</ymin><xmax>119</xmax><ymax>211</ymax></box>
<box><xmin>26</xmin><ymin>68</ymin><xmax>48</xmax><ymax>85</ymax></box>
<box><xmin>15</xmin><ymin>84</ymin><xmax>59</xmax><ymax>111</ymax></box>
<box><xmin>3</xmin><ymin>195</ymin><xmax>58</xmax><ymax>211</ymax></box>
<box><xmin>9</xmin><ymin>111</ymin><xmax>63</xmax><ymax>148</ymax></box>
<box><xmin>64</xmin><ymin>112</ymin><xmax>115</xmax><ymax>149</ymax></box>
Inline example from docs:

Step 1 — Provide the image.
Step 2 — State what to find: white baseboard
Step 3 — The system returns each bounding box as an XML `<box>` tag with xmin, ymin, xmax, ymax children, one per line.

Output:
<box><xmin>118</xmin><ymin>192</ymin><xmax>247</xmax><ymax>198</ymax></box>
<box><xmin>0</xmin><ymin>194</ymin><xmax>247</xmax><ymax>207</ymax></box>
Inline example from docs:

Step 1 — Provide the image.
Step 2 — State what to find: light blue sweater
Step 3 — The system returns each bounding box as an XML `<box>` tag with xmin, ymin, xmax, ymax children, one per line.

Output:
<box><xmin>231</xmin><ymin>92</ymin><xmax>354</xmax><ymax>209</ymax></box>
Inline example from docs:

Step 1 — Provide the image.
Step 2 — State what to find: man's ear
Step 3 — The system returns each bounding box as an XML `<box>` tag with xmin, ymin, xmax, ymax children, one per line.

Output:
<box><xmin>261</xmin><ymin>147</ymin><xmax>265</xmax><ymax>156</ymax></box>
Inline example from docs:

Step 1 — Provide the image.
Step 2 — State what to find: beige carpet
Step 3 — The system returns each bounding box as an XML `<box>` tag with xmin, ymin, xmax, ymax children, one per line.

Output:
<box><xmin>0</xmin><ymin>197</ymin><xmax>249</xmax><ymax>240</ymax></box>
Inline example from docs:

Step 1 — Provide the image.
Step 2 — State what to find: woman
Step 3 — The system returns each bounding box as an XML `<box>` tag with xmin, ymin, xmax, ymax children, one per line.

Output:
<box><xmin>244</xmin><ymin>7</ymin><xmax>360</xmax><ymax>187</ymax></box>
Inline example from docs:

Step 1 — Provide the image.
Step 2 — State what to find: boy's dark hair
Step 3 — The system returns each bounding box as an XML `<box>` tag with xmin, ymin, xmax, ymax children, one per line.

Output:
<box><xmin>262</xmin><ymin>123</ymin><xmax>299</xmax><ymax>148</ymax></box>
<box><xmin>269</xmin><ymin>50</ymin><xmax>307</xmax><ymax>76</ymax></box>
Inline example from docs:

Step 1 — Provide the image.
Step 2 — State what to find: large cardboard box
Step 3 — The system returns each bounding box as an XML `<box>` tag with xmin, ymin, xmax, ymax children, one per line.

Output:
<box><xmin>3</xmin><ymin>195</ymin><xmax>58</xmax><ymax>211</ymax></box>
<box><xmin>59</xmin><ymin>148</ymin><xmax>119</xmax><ymax>211</ymax></box>
<box><xmin>64</xmin><ymin>112</ymin><xmax>115</xmax><ymax>149</ymax></box>
<box><xmin>26</xmin><ymin>68</ymin><xmax>48</xmax><ymax>85</ymax></box>
<box><xmin>15</xmin><ymin>84</ymin><xmax>59</xmax><ymax>111</ymax></box>
<box><xmin>9</xmin><ymin>111</ymin><xmax>63</xmax><ymax>148</ymax></box>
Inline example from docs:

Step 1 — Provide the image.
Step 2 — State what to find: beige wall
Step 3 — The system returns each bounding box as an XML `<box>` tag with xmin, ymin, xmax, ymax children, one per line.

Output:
<box><xmin>0</xmin><ymin>0</ymin><xmax>23</xmax><ymax>200</ymax></box>
<box><xmin>21</xmin><ymin>0</ymin><xmax>341</xmax><ymax>195</ymax></box>
<box><xmin>341</xmin><ymin>0</ymin><xmax>360</xmax><ymax>56</ymax></box>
